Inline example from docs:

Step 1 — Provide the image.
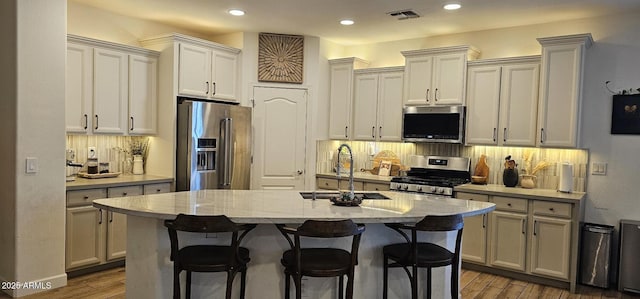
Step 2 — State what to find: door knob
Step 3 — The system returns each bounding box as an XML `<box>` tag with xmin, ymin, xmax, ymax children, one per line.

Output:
<box><xmin>297</xmin><ymin>170</ymin><xmax>304</xmax><ymax>175</ymax></box>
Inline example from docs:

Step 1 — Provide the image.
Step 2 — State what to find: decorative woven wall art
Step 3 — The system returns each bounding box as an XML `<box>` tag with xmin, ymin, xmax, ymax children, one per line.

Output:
<box><xmin>258</xmin><ymin>33</ymin><xmax>304</xmax><ymax>84</ymax></box>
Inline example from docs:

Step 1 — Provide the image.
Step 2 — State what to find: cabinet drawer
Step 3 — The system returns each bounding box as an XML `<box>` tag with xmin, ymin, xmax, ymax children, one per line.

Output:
<box><xmin>67</xmin><ymin>188</ymin><xmax>108</xmax><ymax>207</ymax></box>
<box><xmin>108</xmin><ymin>185</ymin><xmax>143</xmax><ymax>198</ymax></box>
<box><xmin>317</xmin><ymin>178</ymin><xmax>339</xmax><ymax>190</ymax></box>
<box><xmin>532</xmin><ymin>201</ymin><xmax>572</xmax><ymax>218</ymax></box>
<box><xmin>492</xmin><ymin>196</ymin><xmax>528</xmax><ymax>213</ymax></box>
<box><xmin>455</xmin><ymin>192</ymin><xmax>489</xmax><ymax>202</ymax></box>
<box><xmin>144</xmin><ymin>183</ymin><xmax>171</xmax><ymax>194</ymax></box>
<box><xmin>363</xmin><ymin>182</ymin><xmax>390</xmax><ymax>191</ymax></box>
<box><xmin>339</xmin><ymin>180</ymin><xmax>364</xmax><ymax>191</ymax></box>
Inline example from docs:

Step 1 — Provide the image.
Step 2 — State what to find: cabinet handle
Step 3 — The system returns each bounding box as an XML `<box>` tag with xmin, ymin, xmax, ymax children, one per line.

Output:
<box><xmin>503</xmin><ymin>128</ymin><xmax>507</xmax><ymax>142</ymax></box>
<box><xmin>482</xmin><ymin>214</ymin><xmax>487</xmax><ymax>228</ymax></box>
<box><xmin>425</xmin><ymin>88</ymin><xmax>430</xmax><ymax>102</ymax></box>
<box><xmin>206</xmin><ymin>81</ymin><xmax>210</xmax><ymax>94</ymax></box>
<box><xmin>540</xmin><ymin>128</ymin><xmax>545</xmax><ymax>143</ymax></box>
<box><xmin>549</xmin><ymin>207</ymin><xmax>555</xmax><ymax>212</ymax></box>
<box><xmin>83</xmin><ymin>196</ymin><xmax>89</xmax><ymax>200</ymax></box>
<box><xmin>507</xmin><ymin>203</ymin><xmax>512</xmax><ymax>207</ymax></box>
<box><xmin>522</xmin><ymin>219</ymin><xmax>526</xmax><ymax>234</ymax></box>
<box><xmin>83</xmin><ymin>114</ymin><xmax>88</xmax><ymax>130</ymax></box>
<box><xmin>130</xmin><ymin>117</ymin><xmax>134</xmax><ymax>131</ymax></box>
<box><xmin>345</xmin><ymin>126</ymin><xmax>348</xmax><ymax>138</ymax></box>
<box><xmin>493</xmin><ymin>128</ymin><xmax>497</xmax><ymax>142</ymax></box>
<box><xmin>534</xmin><ymin>220</ymin><xmax>538</xmax><ymax>236</ymax></box>
<box><xmin>122</xmin><ymin>192</ymin><xmax>127</xmax><ymax>196</ymax></box>
<box><xmin>434</xmin><ymin>88</ymin><xmax>438</xmax><ymax>102</ymax></box>
<box><xmin>372</xmin><ymin>126</ymin><xmax>375</xmax><ymax>138</ymax></box>
<box><xmin>156</xmin><ymin>189</ymin><xmax>161</xmax><ymax>192</ymax></box>
<box><xmin>98</xmin><ymin>209</ymin><xmax>103</xmax><ymax>225</ymax></box>
<box><xmin>379</xmin><ymin>126</ymin><xmax>382</xmax><ymax>139</ymax></box>
<box><xmin>109</xmin><ymin>211</ymin><xmax>113</xmax><ymax>223</ymax></box>
<box><xmin>94</xmin><ymin>115</ymin><xmax>99</xmax><ymax>130</ymax></box>
<box><xmin>212</xmin><ymin>82</ymin><xmax>216</xmax><ymax>95</ymax></box>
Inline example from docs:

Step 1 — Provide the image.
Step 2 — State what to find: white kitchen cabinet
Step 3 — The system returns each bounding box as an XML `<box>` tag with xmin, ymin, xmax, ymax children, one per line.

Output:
<box><xmin>529</xmin><ymin>200</ymin><xmax>572</xmax><ymax>280</ymax></box>
<box><xmin>536</xmin><ymin>34</ymin><xmax>592</xmax><ymax>148</ymax></box>
<box><xmin>128</xmin><ymin>54</ymin><xmax>158</xmax><ymax>134</ymax></box>
<box><xmin>456</xmin><ymin>192</ymin><xmax>490</xmax><ymax>264</ymax></box>
<box><xmin>352</xmin><ymin>67</ymin><xmax>404</xmax><ymax>141</ymax></box>
<box><xmin>66</xmin><ymin>35</ymin><xmax>159</xmax><ymax>135</ymax></box>
<box><xmin>328</xmin><ymin>58</ymin><xmax>370</xmax><ymax>140</ymax></box>
<box><xmin>466</xmin><ymin>57</ymin><xmax>540</xmax><ymax>146</ymax></box>
<box><xmin>402</xmin><ymin>46</ymin><xmax>479</xmax><ymax>106</ymax></box>
<box><xmin>178</xmin><ymin>42</ymin><xmax>239</xmax><ymax>101</ymax></box>
<box><xmin>489</xmin><ymin>210</ymin><xmax>528</xmax><ymax>272</ymax></box>
<box><xmin>66</xmin><ymin>205</ymin><xmax>103</xmax><ymax>270</ymax></box>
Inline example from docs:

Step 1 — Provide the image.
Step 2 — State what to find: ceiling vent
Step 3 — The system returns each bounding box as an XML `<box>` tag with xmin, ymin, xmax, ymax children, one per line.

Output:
<box><xmin>387</xmin><ymin>9</ymin><xmax>420</xmax><ymax>20</ymax></box>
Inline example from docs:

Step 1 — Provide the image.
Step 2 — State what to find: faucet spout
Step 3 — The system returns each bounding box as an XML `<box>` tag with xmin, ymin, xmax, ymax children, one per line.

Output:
<box><xmin>336</xmin><ymin>144</ymin><xmax>355</xmax><ymax>200</ymax></box>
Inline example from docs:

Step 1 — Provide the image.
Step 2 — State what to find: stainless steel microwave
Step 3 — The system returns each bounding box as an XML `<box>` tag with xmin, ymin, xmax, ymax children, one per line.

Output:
<box><xmin>402</xmin><ymin>106</ymin><xmax>466</xmax><ymax>143</ymax></box>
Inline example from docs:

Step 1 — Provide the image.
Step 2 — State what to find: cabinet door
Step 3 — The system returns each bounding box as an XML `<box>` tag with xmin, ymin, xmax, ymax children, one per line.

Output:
<box><xmin>106</xmin><ymin>211</ymin><xmax>127</xmax><ymax>261</ymax></box>
<box><xmin>529</xmin><ymin>216</ymin><xmax>571</xmax><ymax>279</ymax></box>
<box><xmin>352</xmin><ymin>73</ymin><xmax>379</xmax><ymax>141</ymax></box>
<box><xmin>93</xmin><ymin>48</ymin><xmax>128</xmax><ymax>134</ymax></box>
<box><xmin>404</xmin><ymin>56</ymin><xmax>433</xmax><ymax>105</ymax></box>
<box><xmin>489</xmin><ymin>211</ymin><xmax>527</xmax><ymax>272</ymax></box>
<box><xmin>211</xmin><ymin>50</ymin><xmax>238</xmax><ymax>101</ymax></box>
<box><xmin>66</xmin><ymin>42</ymin><xmax>93</xmax><ymax>133</ymax></box>
<box><xmin>66</xmin><ymin>206</ymin><xmax>104</xmax><ymax>270</ymax></box>
<box><xmin>537</xmin><ymin>44</ymin><xmax>584</xmax><ymax>147</ymax></box>
<box><xmin>129</xmin><ymin>54</ymin><xmax>158</xmax><ymax>135</ymax></box>
<box><xmin>465</xmin><ymin>66</ymin><xmax>501</xmax><ymax>145</ymax></box>
<box><xmin>457</xmin><ymin>192</ymin><xmax>489</xmax><ymax>263</ymax></box>
<box><xmin>377</xmin><ymin>71</ymin><xmax>404</xmax><ymax>141</ymax></box>
<box><xmin>329</xmin><ymin>63</ymin><xmax>354</xmax><ymax>139</ymax></box>
<box><xmin>432</xmin><ymin>53</ymin><xmax>466</xmax><ymax>105</ymax></box>
<box><xmin>499</xmin><ymin>64</ymin><xmax>539</xmax><ymax>146</ymax></box>
<box><xmin>178</xmin><ymin>43</ymin><xmax>211</xmax><ymax>98</ymax></box>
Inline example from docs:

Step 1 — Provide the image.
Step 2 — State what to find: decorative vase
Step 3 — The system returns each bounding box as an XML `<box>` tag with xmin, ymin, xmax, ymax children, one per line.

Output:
<box><xmin>503</xmin><ymin>168</ymin><xmax>519</xmax><ymax>187</ymax></box>
<box><xmin>520</xmin><ymin>174</ymin><xmax>536</xmax><ymax>189</ymax></box>
<box><xmin>132</xmin><ymin>155</ymin><xmax>144</xmax><ymax>175</ymax></box>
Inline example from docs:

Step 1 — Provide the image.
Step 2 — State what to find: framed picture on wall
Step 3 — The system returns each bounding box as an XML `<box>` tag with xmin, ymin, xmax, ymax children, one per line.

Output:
<box><xmin>258</xmin><ymin>33</ymin><xmax>304</xmax><ymax>84</ymax></box>
<box><xmin>611</xmin><ymin>95</ymin><xmax>640</xmax><ymax>134</ymax></box>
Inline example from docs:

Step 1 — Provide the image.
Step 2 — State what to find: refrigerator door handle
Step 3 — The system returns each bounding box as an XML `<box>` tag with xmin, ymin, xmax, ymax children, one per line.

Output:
<box><xmin>222</xmin><ymin>117</ymin><xmax>233</xmax><ymax>187</ymax></box>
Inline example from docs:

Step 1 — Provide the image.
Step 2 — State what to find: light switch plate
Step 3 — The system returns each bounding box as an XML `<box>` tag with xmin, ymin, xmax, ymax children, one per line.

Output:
<box><xmin>591</xmin><ymin>162</ymin><xmax>607</xmax><ymax>175</ymax></box>
<box><xmin>26</xmin><ymin>157</ymin><xmax>38</xmax><ymax>174</ymax></box>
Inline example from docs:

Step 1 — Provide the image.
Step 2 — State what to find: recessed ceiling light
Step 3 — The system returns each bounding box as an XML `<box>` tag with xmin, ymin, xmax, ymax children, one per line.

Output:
<box><xmin>443</xmin><ymin>3</ymin><xmax>461</xmax><ymax>10</ymax></box>
<box><xmin>340</xmin><ymin>19</ymin><xmax>355</xmax><ymax>26</ymax></box>
<box><xmin>228</xmin><ymin>9</ymin><xmax>245</xmax><ymax>16</ymax></box>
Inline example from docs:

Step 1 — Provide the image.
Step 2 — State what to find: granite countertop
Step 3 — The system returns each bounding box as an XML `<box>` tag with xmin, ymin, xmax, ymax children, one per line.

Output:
<box><xmin>93</xmin><ymin>190</ymin><xmax>495</xmax><ymax>224</ymax></box>
<box><xmin>316</xmin><ymin>172</ymin><xmax>394</xmax><ymax>183</ymax></box>
<box><xmin>66</xmin><ymin>174</ymin><xmax>173</xmax><ymax>190</ymax></box>
<box><xmin>454</xmin><ymin>183</ymin><xmax>586</xmax><ymax>203</ymax></box>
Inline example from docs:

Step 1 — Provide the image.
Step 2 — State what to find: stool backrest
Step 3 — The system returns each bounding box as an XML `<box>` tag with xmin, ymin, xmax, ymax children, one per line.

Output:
<box><xmin>415</xmin><ymin>214</ymin><xmax>464</xmax><ymax>232</ymax></box>
<box><xmin>297</xmin><ymin>219</ymin><xmax>364</xmax><ymax>238</ymax></box>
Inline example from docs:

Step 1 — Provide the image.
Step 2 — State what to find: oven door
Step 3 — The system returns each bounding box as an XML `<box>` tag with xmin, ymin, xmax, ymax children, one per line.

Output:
<box><xmin>402</xmin><ymin>106</ymin><xmax>465</xmax><ymax>143</ymax></box>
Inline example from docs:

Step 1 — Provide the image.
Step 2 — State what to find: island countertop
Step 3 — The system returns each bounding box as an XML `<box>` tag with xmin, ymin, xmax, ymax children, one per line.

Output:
<box><xmin>93</xmin><ymin>190</ymin><xmax>495</xmax><ymax>223</ymax></box>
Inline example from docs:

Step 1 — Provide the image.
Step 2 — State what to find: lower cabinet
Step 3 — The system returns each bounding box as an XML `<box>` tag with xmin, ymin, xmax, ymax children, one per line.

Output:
<box><xmin>455</xmin><ymin>191</ymin><xmax>576</xmax><ymax>288</ymax></box>
<box><xmin>66</xmin><ymin>182</ymin><xmax>170</xmax><ymax>271</ymax></box>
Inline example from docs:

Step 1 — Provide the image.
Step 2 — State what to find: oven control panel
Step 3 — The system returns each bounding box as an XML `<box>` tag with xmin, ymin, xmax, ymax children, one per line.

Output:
<box><xmin>390</xmin><ymin>182</ymin><xmax>453</xmax><ymax>196</ymax></box>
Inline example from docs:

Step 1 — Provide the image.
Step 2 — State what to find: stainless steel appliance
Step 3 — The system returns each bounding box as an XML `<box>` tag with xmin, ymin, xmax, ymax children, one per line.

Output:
<box><xmin>580</xmin><ymin>223</ymin><xmax>613</xmax><ymax>288</ymax></box>
<box><xmin>176</xmin><ymin>98</ymin><xmax>252</xmax><ymax>191</ymax></box>
<box><xmin>619</xmin><ymin>219</ymin><xmax>640</xmax><ymax>293</ymax></box>
<box><xmin>402</xmin><ymin>105</ymin><xmax>466</xmax><ymax>143</ymax></box>
<box><xmin>390</xmin><ymin>155</ymin><xmax>470</xmax><ymax>196</ymax></box>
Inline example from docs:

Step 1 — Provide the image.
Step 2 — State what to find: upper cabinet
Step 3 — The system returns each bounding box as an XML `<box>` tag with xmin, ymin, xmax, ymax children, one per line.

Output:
<box><xmin>402</xmin><ymin>46</ymin><xmax>479</xmax><ymax>106</ymax></box>
<box><xmin>352</xmin><ymin>67</ymin><xmax>404</xmax><ymax>141</ymax></box>
<box><xmin>177</xmin><ymin>42</ymin><xmax>239</xmax><ymax>101</ymax></box>
<box><xmin>537</xmin><ymin>34</ymin><xmax>593</xmax><ymax>148</ymax></box>
<box><xmin>328</xmin><ymin>58</ymin><xmax>370</xmax><ymax>140</ymax></box>
<box><xmin>66</xmin><ymin>35</ymin><xmax>159</xmax><ymax>135</ymax></box>
<box><xmin>466</xmin><ymin>56</ymin><xmax>540</xmax><ymax>146</ymax></box>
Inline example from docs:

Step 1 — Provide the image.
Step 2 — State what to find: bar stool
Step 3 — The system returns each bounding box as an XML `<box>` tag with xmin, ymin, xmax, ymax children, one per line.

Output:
<box><xmin>276</xmin><ymin>220</ymin><xmax>366</xmax><ymax>299</ymax></box>
<box><xmin>164</xmin><ymin>214</ymin><xmax>256</xmax><ymax>299</ymax></box>
<box><xmin>382</xmin><ymin>214</ymin><xmax>464</xmax><ymax>299</ymax></box>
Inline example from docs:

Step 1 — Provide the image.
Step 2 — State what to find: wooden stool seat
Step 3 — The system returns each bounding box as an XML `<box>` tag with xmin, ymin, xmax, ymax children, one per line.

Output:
<box><xmin>177</xmin><ymin>245</ymin><xmax>250</xmax><ymax>272</ymax></box>
<box><xmin>383</xmin><ymin>242</ymin><xmax>455</xmax><ymax>267</ymax></box>
<box><xmin>281</xmin><ymin>248</ymin><xmax>352</xmax><ymax>277</ymax></box>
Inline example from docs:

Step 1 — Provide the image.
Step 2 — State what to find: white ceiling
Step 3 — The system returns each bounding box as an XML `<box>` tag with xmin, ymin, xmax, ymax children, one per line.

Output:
<box><xmin>71</xmin><ymin>0</ymin><xmax>640</xmax><ymax>45</ymax></box>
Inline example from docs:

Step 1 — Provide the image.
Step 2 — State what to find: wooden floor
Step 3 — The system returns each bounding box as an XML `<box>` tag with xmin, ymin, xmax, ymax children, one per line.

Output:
<box><xmin>2</xmin><ymin>267</ymin><xmax>639</xmax><ymax>298</ymax></box>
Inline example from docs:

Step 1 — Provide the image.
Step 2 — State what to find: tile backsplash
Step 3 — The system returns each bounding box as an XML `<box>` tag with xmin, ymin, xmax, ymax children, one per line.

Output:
<box><xmin>66</xmin><ymin>135</ymin><xmax>150</xmax><ymax>174</ymax></box>
<box><xmin>316</xmin><ymin>140</ymin><xmax>589</xmax><ymax>192</ymax></box>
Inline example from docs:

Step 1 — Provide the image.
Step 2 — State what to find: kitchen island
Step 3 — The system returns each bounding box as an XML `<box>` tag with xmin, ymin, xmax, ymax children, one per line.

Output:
<box><xmin>94</xmin><ymin>190</ymin><xmax>495</xmax><ymax>299</ymax></box>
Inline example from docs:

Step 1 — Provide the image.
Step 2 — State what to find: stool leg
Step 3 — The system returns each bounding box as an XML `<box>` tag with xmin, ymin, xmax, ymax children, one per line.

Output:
<box><xmin>383</xmin><ymin>255</ymin><xmax>388</xmax><ymax>299</ymax></box>
<box><xmin>411</xmin><ymin>265</ymin><xmax>418</xmax><ymax>299</ymax></box>
<box><xmin>240</xmin><ymin>267</ymin><xmax>247</xmax><ymax>299</ymax></box>
<box><xmin>426</xmin><ymin>268</ymin><xmax>432</xmax><ymax>299</ymax></box>
<box><xmin>346</xmin><ymin>271</ymin><xmax>355</xmax><ymax>299</ymax></box>
<box><xmin>225</xmin><ymin>271</ymin><xmax>234</xmax><ymax>299</ymax></box>
<box><xmin>294</xmin><ymin>275</ymin><xmax>302</xmax><ymax>299</ymax></box>
<box><xmin>451</xmin><ymin>264</ymin><xmax>459</xmax><ymax>299</ymax></box>
<box><xmin>186</xmin><ymin>271</ymin><xmax>192</xmax><ymax>299</ymax></box>
<box><xmin>339</xmin><ymin>275</ymin><xmax>344</xmax><ymax>299</ymax></box>
<box><xmin>285</xmin><ymin>272</ymin><xmax>291</xmax><ymax>299</ymax></box>
<box><xmin>173</xmin><ymin>267</ymin><xmax>181</xmax><ymax>299</ymax></box>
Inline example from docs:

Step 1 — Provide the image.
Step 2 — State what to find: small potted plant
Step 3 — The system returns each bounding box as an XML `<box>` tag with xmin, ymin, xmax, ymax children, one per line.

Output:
<box><xmin>129</xmin><ymin>137</ymin><xmax>149</xmax><ymax>175</ymax></box>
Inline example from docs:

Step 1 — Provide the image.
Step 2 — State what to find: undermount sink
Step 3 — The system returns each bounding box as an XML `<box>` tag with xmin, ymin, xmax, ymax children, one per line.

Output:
<box><xmin>299</xmin><ymin>192</ymin><xmax>390</xmax><ymax>200</ymax></box>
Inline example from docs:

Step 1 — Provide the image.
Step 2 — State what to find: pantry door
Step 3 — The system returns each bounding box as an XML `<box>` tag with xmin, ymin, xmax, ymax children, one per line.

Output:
<box><xmin>252</xmin><ymin>87</ymin><xmax>308</xmax><ymax>190</ymax></box>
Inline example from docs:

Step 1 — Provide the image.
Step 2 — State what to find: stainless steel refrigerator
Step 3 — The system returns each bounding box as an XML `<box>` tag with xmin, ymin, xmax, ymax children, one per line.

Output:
<box><xmin>176</xmin><ymin>98</ymin><xmax>252</xmax><ymax>191</ymax></box>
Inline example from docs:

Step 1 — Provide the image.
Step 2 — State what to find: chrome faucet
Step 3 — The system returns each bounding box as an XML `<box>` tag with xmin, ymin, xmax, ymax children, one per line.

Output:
<box><xmin>336</xmin><ymin>144</ymin><xmax>355</xmax><ymax>200</ymax></box>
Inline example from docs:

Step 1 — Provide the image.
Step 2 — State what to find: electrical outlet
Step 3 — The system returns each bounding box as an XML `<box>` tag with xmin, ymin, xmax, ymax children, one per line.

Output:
<box><xmin>88</xmin><ymin>147</ymin><xmax>97</xmax><ymax>159</ymax></box>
